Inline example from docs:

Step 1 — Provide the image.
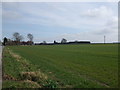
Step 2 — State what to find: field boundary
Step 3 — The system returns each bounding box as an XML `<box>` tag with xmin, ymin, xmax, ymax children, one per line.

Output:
<box><xmin>2</xmin><ymin>47</ymin><xmax>59</xmax><ymax>88</ymax></box>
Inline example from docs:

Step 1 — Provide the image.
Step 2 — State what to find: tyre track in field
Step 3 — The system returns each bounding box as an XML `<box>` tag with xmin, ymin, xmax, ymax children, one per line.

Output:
<box><xmin>54</xmin><ymin>59</ymin><xmax>111</xmax><ymax>88</ymax></box>
<box><xmin>76</xmin><ymin>73</ymin><xmax>110</xmax><ymax>88</ymax></box>
<box><xmin>64</xmin><ymin>62</ymin><xmax>111</xmax><ymax>88</ymax></box>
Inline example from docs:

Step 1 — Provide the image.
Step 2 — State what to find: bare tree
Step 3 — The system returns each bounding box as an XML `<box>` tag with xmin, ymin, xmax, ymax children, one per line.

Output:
<box><xmin>61</xmin><ymin>38</ymin><xmax>67</xmax><ymax>43</ymax></box>
<box><xmin>13</xmin><ymin>32</ymin><xmax>23</xmax><ymax>42</ymax></box>
<box><xmin>18</xmin><ymin>35</ymin><xmax>23</xmax><ymax>41</ymax></box>
<box><xmin>13</xmin><ymin>32</ymin><xmax>23</xmax><ymax>45</ymax></box>
<box><xmin>43</xmin><ymin>41</ymin><xmax>47</xmax><ymax>44</ymax></box>
<box><xmin>27</xmin><ymin>33</ymin><xmax>33</xmax><ymax>41</ymax></box>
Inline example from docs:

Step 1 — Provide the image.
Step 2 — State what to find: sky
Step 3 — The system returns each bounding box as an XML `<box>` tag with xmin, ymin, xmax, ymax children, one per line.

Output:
<box><xmin>2</xmin><ymin>2</ymin><xmax>118</xmax><ymax>43</ymax></box>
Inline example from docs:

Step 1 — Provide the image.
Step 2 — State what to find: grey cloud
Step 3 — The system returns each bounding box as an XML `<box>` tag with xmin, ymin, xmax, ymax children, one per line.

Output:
<box><xmin>82</xmin><ymin>6</ymin><xmax>113</xmax><ymax>18</ymax></box>
<box><xmin>2</xmin><ymin>10</ymin><xmax>23</xmax><ymax>20</ymax></box>
<box><xmin>93</xmin><ymin>16</ymin><xmax>118</xmax><ymax>35</ymax></box>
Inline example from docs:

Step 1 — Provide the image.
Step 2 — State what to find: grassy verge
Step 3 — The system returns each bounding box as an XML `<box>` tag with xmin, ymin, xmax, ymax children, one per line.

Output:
<box><xmin>2</xmin><ymin>47</ymin><xmax>58</xmax><ymax>88</ymax></box>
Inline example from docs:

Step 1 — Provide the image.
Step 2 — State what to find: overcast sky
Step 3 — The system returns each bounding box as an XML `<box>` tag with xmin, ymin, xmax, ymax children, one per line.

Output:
<box><xmin>2</xmin><ymin>2</ymin><xmax>118</xmax><ymax>43</ymax></box>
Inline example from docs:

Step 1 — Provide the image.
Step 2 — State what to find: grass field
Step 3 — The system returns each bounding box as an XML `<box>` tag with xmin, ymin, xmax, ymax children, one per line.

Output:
<box><xmin>2</xmin><ymin>44</ymin><xmax>118</xmax><ymax>88</ymax></box>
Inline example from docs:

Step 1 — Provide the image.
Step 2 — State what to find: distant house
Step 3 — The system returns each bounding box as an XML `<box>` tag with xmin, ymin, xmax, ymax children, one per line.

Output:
<box><xmin>20</xmin><ymin>41</ymin><xmax>33</xmax><ymax>45</ymax></box>
<box><xmin>5</xmin><ymin>39</ymin><xmax>34</xmax><ymax>46</ymax></box>
<box><xmin>68</xmin><ymin>41</ymin><xmax>90</xmax><ymax>44</ymax></box>
<box><xmin>35</xmin><ymin>40</ymin><xmax>91</xmax><ymax>45</ymax></box>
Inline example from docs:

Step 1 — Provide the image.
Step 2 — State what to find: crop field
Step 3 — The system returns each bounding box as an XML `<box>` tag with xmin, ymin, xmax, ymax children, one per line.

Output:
<box><xmin>2</xmin><ymin>44</ymin><xmax>118</xmax><ymax>88</ymax></box>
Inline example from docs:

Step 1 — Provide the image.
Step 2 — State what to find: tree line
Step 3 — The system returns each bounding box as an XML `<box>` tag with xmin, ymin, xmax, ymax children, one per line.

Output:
<box><xmin>2</xmin><ymin>32</ymin><xmax>68</xmax><ymax>46</ymax></box>
<box><xmin>3</xmin><ymin>32</ymin><xmax>90</xmax><ymax>46</ymax></box>
<box><xmin>3</xmin><ymin>32</ymin><xmax>34</xmax><ymax>46</ymax></box>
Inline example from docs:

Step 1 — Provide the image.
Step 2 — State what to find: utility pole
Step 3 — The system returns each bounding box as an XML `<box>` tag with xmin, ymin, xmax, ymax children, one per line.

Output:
<box><xmin>104</xmin><ymin>35</ymin><xmax>106</xmax><ymax>44</ymax></box>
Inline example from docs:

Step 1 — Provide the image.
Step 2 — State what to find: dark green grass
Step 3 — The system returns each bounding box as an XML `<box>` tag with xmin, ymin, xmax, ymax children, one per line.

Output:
<box><xmin>3</xmin><ymin>81</ymin><xmax>40</xmax><ymax>88</ymax></box>
<box><xmin>2</xmin><ymin>48</ymin><xmax>58</xmax><ymax>88</ymax></box>
<box><xmin>7</xmin><ymin>44</ymin><xmax>118</xmax><ymax>88</ymax></box>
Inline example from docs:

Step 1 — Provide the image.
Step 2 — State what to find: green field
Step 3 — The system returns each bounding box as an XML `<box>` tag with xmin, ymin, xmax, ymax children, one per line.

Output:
<box><xmin>2</xmin><ymin>44</ymin><xmax>118</xmax><ymax>88</ymax></box>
